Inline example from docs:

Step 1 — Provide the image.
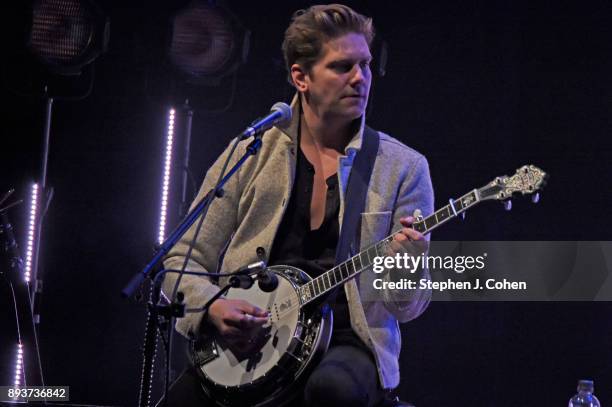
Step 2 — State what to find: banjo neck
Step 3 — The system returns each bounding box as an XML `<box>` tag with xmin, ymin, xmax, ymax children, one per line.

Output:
<box><xmin>297</xmin><ymin>189</ymin><xmax>479</xmax><ymax>305</ymax></box>
<box><xmin>298</xmin><ymin>164</ymin><xmax>548</xmax><ymax>305</ymax></box>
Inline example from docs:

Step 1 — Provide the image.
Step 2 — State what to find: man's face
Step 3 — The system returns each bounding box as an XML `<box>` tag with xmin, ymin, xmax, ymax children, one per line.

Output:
<box><xmin>302</xmin><ymin>32</ymin><xmax>372</xmax><ymax>121</ymax></box>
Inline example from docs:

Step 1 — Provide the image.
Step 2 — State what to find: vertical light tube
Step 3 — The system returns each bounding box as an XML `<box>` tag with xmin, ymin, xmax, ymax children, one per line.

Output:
<box><xmin>158</xmin><ymin>108</ymin><xmax>176</xmax><ymax>245</ymax></box>
<box><xmin>25</xmin><ymin>183</ymin><xmax>39</xmax><ymax>283</ymax></box>
<box><xmin>13</xmin><ymin>183</ymin><xmax>38</xmax><ymax>388</ymax></box>
<box><xmin>14</xmin><ymin>343</ymin><xmax>24</xmax><ymax>389</ymax></box>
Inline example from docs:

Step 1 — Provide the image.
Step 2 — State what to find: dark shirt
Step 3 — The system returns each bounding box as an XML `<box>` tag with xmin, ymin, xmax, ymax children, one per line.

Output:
<box><xmin>268</xmin><ymin>147</ymin><xmax>351</xmax><ymax>331</ymax></box>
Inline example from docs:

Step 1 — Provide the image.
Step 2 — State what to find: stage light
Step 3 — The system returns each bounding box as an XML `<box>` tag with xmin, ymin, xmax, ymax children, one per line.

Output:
<box><xmin>28</xmin><ymin>0</ymin><xmax>109</xmax><ymax>75</ymax></box>
<box><xmin>158</xmin><ymin>108</ymin><xmax>176</xmax><ymax>244</ymax></box>
<box><xmin>14</xmin><ymin>343</ymin><xmax>24</xmax><ymax>388</ymax></box>
<box><xmin>25</xmin><ymin>183</ymin><xmax>39</xmax><ymax>283</ymax></box>
<box><xmin>168</xmin><ymin>0</ymin><xmax>249</xmax><ymax>84</ymax></box>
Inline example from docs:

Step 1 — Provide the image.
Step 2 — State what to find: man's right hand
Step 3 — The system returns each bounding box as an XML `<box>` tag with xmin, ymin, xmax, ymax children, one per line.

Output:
<box><xmin>207</xmin><ymin>298</ymin><xmax>270</xmax><ymax>351</ymax></box>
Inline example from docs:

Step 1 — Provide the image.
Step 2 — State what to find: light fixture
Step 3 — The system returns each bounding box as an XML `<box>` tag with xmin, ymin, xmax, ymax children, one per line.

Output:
<box><xmin>25</xmin><ymin>183</ymin><xmax>39</xmax><ymax>283</ymax></box>
<box><xmin>13</xmin><ymin>343</ymin><xmax>24</xmax><ymax>389</ymax></box>
<box><xmin>28</xmin><ymin>0</ymin><xmax>110</xmax><ymax>75</ymax></box>
<box><xmin>158</xmin><ymin>108</ymin><xmax>176</xmax><ymax>245</ymax></box>
<box><xmin>168</xmin><ymin>0</ymin><xmax>249</xmax><ymax>85</ymax></box>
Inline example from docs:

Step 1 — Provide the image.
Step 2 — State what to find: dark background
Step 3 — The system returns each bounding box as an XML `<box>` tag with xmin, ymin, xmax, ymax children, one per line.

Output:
<box><xmin>1</xmin><ymin>0</ymin><xmax>611</xmax><ymax>406</ymax></box>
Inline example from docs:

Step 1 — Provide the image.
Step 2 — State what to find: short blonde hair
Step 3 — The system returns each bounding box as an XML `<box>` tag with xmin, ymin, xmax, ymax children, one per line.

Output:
<box><xmin>282</xmin><ymin>4</ymin><xmax>374</xmax><ymax>84</ymax></box>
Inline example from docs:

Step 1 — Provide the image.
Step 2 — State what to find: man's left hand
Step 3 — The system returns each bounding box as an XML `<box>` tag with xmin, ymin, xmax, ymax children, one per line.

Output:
<box><xmin>395</xmin><ymin>216</ymin><xmax>424</xmax><ymax>242</ymax></box>
<box><xmin>387</xmin><ymin>216</ymin><xmax>428</xmax><ymax>257</ymax></box>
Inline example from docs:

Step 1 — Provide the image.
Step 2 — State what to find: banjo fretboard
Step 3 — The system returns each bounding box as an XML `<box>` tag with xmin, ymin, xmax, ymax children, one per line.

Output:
<box><xmin>297</xmin><ymin>189</ymin><xmax>481</xmax><ymax>305</ymax></box>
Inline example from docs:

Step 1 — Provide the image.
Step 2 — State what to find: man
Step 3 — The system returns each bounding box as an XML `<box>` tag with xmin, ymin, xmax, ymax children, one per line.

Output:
<box><xmin>162</xmin><ymin>4</ymin><xmax>434</xmax><ymax>406</ymax></box>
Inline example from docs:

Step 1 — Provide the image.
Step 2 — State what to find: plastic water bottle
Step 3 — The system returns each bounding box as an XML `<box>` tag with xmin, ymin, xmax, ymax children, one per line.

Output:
<box><xmin>569</xmin><ymin>380</ymin><xmax>600</xmax><ymax>407</ymax></box>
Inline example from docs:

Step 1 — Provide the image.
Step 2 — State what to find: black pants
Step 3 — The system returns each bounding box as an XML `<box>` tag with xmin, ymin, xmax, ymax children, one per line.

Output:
<box><xmin>159</xmin><ymin>330</ymin><xmax>385</xmax><ymax>407</ymax></box>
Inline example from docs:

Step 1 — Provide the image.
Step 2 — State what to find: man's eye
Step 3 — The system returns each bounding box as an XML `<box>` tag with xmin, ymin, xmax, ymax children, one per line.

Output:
<box><xmin>334</xmin><ymin>63</ymin><xmax>352</xmax><ymax>72</ymax></box>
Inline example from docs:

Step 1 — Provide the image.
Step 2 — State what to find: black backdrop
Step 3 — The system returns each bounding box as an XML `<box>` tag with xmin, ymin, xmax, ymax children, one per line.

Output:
<box><xmin>1</xmin><ymin>1</ymin><xmax>611</xmax><ymax>405</ymax></box>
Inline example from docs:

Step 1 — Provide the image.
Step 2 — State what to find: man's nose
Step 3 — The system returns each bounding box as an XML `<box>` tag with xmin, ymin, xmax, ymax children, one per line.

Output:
<box><xmin>350</xmin><ymin>65</ymin><xmax>369</xmax><ymax>86</ymax></box>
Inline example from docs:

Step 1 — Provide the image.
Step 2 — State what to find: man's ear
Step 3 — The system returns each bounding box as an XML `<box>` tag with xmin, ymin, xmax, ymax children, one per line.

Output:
<box><xmin>290</xmin><ymin>64</ymin><xmax>308</xmax><ymax>92</ymax></box>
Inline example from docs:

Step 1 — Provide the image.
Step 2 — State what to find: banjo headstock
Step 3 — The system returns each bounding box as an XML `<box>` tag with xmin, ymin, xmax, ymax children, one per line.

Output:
<box><xmin>477</xmin><ymin>165</ymin><xmax>548</xmax><ymax>208</ymax></box>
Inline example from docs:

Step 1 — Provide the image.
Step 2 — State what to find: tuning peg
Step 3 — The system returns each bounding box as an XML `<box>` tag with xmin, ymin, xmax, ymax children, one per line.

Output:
<box><xmin>503</xmin><ymin>200</ymin><xmax>512</xmax><ymax>211</ymax></box>
<box><xmin>531</xmin><ymin>192</ymin><xmax>540</xmax><ymax>203</ymax></box>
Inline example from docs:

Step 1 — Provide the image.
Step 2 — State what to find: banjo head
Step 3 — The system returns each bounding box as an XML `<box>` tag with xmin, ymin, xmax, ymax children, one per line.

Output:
<box><xmin>196</xmin><ymin>266</ymin><xmax>308</xmax><ymax>388</ymax></box>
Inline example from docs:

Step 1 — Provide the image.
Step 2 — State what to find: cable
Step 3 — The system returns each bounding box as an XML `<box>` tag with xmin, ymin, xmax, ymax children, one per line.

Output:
<box><xmin>7</xmin><ymin>281</ymin><xmax>24</xmax><ymax>382</ymax></box>
<box><xmin>152</xmin><ymin>313</ymin><xmax>171</xmax><ymax>407</ymax></box>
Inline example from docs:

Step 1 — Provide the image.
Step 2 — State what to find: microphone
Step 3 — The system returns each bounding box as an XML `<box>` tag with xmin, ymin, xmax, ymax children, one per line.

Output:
<box><xmin>229</xmin><ymin>274</ymin><xmax>254</xmax><ymax>289</ymax></box>
<box><xmin>239</xmin><ymin>102</ymin><xmax>292</xmax><ymax>140</ymax></box>
<box><xmin>228</xmin><ymin>261</ymin><xmax>266</xmax><ymax>290</ymax></box>
<box><xmin>257</xmin><ymin>269</ymin><xmax>279</xmax><ymax>292</ymax></box>
<box><xmin>233</xmin><ymin>261</ymin><xmax>266</xmax><ymax>275</ymax></box>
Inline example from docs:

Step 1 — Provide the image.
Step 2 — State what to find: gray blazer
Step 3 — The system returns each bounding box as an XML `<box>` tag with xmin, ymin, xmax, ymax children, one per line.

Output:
<box><xmin>163</xmin><ymin>97</ymin><xmax>434</xmax><ymax>389</ymax></box>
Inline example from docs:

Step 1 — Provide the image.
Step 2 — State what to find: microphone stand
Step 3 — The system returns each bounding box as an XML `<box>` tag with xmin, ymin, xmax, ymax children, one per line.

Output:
<box><xmin>122</xmin><ymin>136</ymin><xmax>264</xmax><ymax>407</ymax></box>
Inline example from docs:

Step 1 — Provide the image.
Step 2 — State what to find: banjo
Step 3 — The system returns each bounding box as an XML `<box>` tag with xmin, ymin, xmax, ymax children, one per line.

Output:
<box><xmin>191</xmin><ymin>165</ymin><xmax>547</xmax><ymax>406</ymax></box>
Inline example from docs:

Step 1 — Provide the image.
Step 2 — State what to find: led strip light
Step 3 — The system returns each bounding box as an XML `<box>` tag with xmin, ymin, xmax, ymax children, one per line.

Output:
<box><xmin>158</xmin><ymin>108</ymin><xmax>176</xmax><ymax>245</ymax></box>
<box><xmin>24</xmin><ymin>183</ymin><xmax>39</xmax><ymax>283</ymax></box>
<box><xmin>13</xmin><ymin>343</ymin><xmax>24</xmax><ymax>389</ymax></box>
